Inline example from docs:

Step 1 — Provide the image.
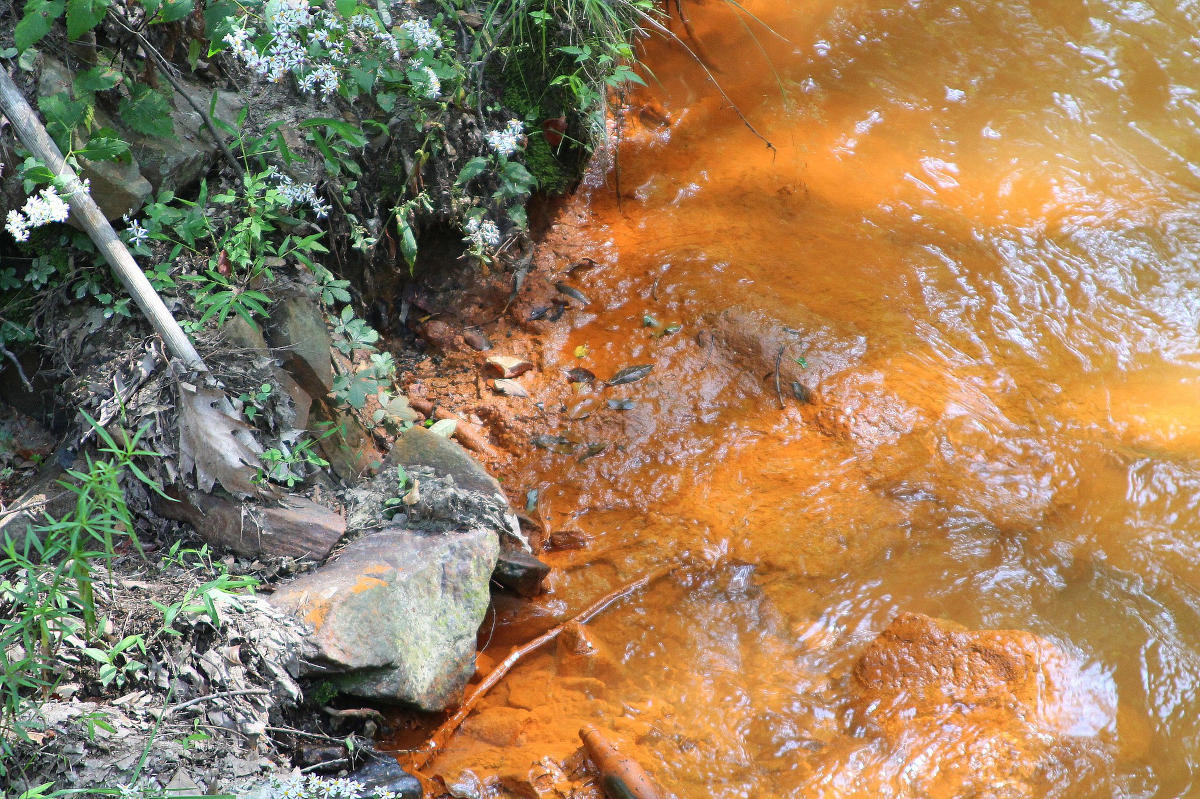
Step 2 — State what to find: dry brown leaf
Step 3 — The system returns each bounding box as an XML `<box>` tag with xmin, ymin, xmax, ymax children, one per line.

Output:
<box><xmin>178</xmin><ymin>383</ymin><xmax>264</xmax><ymax>499</ymax></box>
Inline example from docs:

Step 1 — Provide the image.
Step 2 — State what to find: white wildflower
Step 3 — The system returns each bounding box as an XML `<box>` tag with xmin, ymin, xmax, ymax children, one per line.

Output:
<box><xmin>311</xmin><ymin>200</ymin><xmax>331</xmax><ymax>219</ymax></box>
<box><xmin>127</xmin><ymin>218</ymin><xmax>150</xmax><ymax>247</ymax></box>
<box><xmin>351</xmin><ymin>13</ymin><xmax>376</xmax><ymax>30</ymax></box>
<box><xmin>24</xmin><ymin>186</ymin><xmax>71</xmax><ymax>226</ymax></box>
<box><xmin>410</xmin><ymin>62</ymin><xmax>440</xmax><ymax>99</ymax></box>
<box><xmin>465</xmin><ymin>216</ymin><xmax>501</xmax><ymax>251</ymax></box>
<box><xmin>5</xmin><ymin>210</ymin><xmax>30</xmax><ymax>242</ymax></box>
<box><xmin>401</xmin><ymin>18</ymin><xmax>442</xmax><ymax>51</ymax></box>
<box><xmin>267</xmin><ymin>0</ymin><xmax>312</xmax><ymax>35</ymax></box>
<box><xmin>485</xmin><ymin>119</ymin><xmax>524</xmax><ymax>157</ymax></box>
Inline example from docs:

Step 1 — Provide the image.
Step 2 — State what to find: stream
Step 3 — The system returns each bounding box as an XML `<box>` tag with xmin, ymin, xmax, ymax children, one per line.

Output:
<box><xmin>397</xmin><ymin>1</ymin><xmax>1200</xmax><ymax>796</ymax></box>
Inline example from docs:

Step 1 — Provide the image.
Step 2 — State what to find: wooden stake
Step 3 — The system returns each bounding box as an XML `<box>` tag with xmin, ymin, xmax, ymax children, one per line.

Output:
<box><xmin>0</xmin><ymin>66</ymin><xmax>206</xmax><ymax>371</ymax></box>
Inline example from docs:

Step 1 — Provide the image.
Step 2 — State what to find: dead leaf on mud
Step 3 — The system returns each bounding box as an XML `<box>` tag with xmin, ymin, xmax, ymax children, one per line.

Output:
<box><xmin>178</xmin><ymin>383</ymin><xmax>264</xmax><ymax>499</ymax></box>
<box><xmin>531</xmin><ymin>434</ymin><xmax>578</xmax><ymax>454</ymax></box>
<box><xmin>607</xmin><ymin>364</ymin><xmax>654</xmax><ymax>386</ymax></box>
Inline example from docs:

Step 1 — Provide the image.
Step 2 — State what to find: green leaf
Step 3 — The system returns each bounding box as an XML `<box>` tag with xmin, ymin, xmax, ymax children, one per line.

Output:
<box><xmin>38</xmin><ymin>92</ymin><xmax>88</xmax><ymax>152</ymax></box>
<box><xmin>73</xmin><ymin>66</ymin><xmax>121</xmax><ymax>98</ymax></box>
<box><xmin>15</xmin><ymin>0</ymin><xmax>64</xmax><ymax>53</ymax></box>
<box><xmin>119</xmin><ymin>85</ymin><xmax>175</xmax><ymax>139</ymax></box>
<box><xmin>155</xmin><ymin>0</ymin><xmax>193</xmax><ymax>23</ymax></box>
<box><xmin>66</xmin><ymin>0</ymin><xmax>109</xmax><ymax>40</ymax></box>
<box><xmin>78</xmin><ymin>135</ymin><xmax>128</xmax><ymax>161</ymax></box>
<box><xmin>428</xmin><ymin>418</ymin><xmax>456</xmax><ymax>437</ymax></box>
<box><xmin>299</xmin><ymin>117</ymin><xmax>367</xmax><ymax>147</ymax></box>
<box><xmin>334</xmin><ymin>0</ymin><xmax>356</xmax><ymax>17</ymax></box>
<box><xmin>456</xmin><ymin>156</ymin><xmax>489</xmax><ymax>185</ymax></box>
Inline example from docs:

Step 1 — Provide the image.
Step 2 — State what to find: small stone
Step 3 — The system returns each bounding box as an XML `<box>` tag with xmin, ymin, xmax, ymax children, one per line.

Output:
<box><xmin>492</xmin><ymin>379</ymin><xmax>529</xmax><ymax>398</ymax></box>
<box><xmin>546</xmin><ymin>530</ymin><xmax>590</xmax><ymax>551</ymax></box>
<box><xmin>492</xmin><ymin>547</ymin><xmax>550</xmax><ymax>597</ymax></box>
<box><xmin>463</xmin><ymin>330</ymin><xmax>493</xmax><ymax>351</ymax></box>
<box><xmin>485</xmin><ymin>355</ymin><xmax>534</xmax><ymax>379</ymax></box>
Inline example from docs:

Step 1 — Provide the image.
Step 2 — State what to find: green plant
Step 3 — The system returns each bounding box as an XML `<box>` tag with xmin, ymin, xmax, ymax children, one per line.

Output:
<box><xmin>0</xmin><ymin>414</ymin><xmax>164</xmax><ymax>776</ymax></box>
<box><xmin>81</xmin><ymin>634</ymin><xmax>147</xmax><ymax>688</ymax></box>
<box><xmin>257</xmin><ymin>436</ymin><xmax>330</xmax><ymax>487</ymax></box>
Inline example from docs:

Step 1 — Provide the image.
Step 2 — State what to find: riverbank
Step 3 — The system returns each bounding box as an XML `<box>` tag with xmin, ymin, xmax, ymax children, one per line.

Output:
<box><xmin>0</xmin><ymin>1</ymin><xmax>658</xmax><ymax>795</ymax></box>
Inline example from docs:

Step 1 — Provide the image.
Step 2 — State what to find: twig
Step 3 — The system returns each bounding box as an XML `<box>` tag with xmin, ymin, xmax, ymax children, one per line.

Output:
<box><xmin>301</xmin><ymin>759</ymin><xmax>349</xmax><ymax>774</ymax></box>
<box><xmin>408</xmin><ymin>564</ymin><xmax>677</xmax><ymax>771</ymax></box>
<box><xmin>165</xmin><ymin>687</ymin><xmax>270</xmax><ymax>715</ymax></box>
<box><xmin>773</xmin><ymin>344</ymin><xmax>784</xmax><ymax>409</ymax></box>
<box><xmin>0</xmin><ymin>340</ymin><xmax>32</xmax><ymax>391</ymax></box>
<box><xmin>265</xmin><ymin>725</ymin><xmax>351</xmax><ymax>745</ymax></box>
<box><xmin>108</xmin><ymin>9</ymin><xmax>245</xmax><ymax>178</ymax></box>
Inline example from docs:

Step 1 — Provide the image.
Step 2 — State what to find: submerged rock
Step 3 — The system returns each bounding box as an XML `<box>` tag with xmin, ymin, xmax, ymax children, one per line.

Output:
<box><xmin>807</xmin><ymin>612</ymin><xmax>1115</xmax><ymax>797</ymax></box>
<box><xmin>270</xmin><ymin>527</ymin><xmax>497</xmax><ymax>711</ymax></box>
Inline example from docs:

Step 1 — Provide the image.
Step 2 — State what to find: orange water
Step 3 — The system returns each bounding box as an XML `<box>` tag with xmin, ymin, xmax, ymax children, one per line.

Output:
<box><xmin>414</xmin><ymin>1</ymin><xmax>1200</xmax><ymax>795</ymax></box>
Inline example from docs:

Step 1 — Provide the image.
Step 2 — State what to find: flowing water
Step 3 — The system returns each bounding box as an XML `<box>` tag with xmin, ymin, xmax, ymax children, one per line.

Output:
<box><xmin>411</xmin><ymin>1</ymin><xmax>1200</xmax><ymax>795</ymax></box>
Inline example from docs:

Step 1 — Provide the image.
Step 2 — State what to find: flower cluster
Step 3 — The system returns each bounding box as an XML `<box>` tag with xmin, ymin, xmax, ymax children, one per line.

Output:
<box><xmin>223</xmin><ymin>4</ymin><xmax>444</xmax><ymax>102</ymax></box>
<box><xmin>268</xmin><ymin>168</ymin><xmax>332</xmax><ymax>218</ymax></box>
<box><xmin>400</xmin><ymin>18</ymin><xmax>442</xmax><ymax>51</ymax></box>
<box><xmin>411</xmin><ymin>61</ymin><xmax>441</xmax><ymax>99</ymax></box>
<box><xmin>464</xmin><ymin>216</ymin><xmax>501</xmax><ymax>251</ymax></box>
<box><xmin>485</xmin><ymin>119</ymin><xmax>525</xmax><ymax>157</ymax></box>
<box><xmin>266</xmin><ymin>774</ymin><xmax>403</xmax><ymax>799</ymax></box>
<box><xmin>5</xmin><ymin>184</ymin><xmax>77</xmax><ymax>242</ymax></box>
<box><xmin>125</xmin><ymin>216</ymin><xmax>150</xmax><ymax>247</ymax></box>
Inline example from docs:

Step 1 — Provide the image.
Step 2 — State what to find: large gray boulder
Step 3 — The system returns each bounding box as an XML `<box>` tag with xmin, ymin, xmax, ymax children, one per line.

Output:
<box><xmin>269</xmin><ymin>527</ymin><xmax>497</xmax><ymax>711</ymax></box>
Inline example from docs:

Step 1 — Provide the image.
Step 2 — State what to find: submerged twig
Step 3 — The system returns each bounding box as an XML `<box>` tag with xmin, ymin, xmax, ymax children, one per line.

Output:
<box><xmin>633</xmin><ymin>8</ymin><xmax>775</xmax><ymax>153</ymax></box>
<box><xmin>408</xmin><ymin>564</ymin><xmax>677</xmax><ymax>771</ymax></box>
<box><xmin>773</xmin><ymin>344</ymin><xmax>784</xmax><ymax>409</ymax></box>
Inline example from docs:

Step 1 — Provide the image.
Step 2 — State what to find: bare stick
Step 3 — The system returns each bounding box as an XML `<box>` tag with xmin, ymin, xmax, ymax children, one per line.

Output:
<box><xmin>0</xmin><ymin>67</ymin><xmax>206</xmax><ymax>370</ymax></box>
<box><xmin>407</xmin><ymin>564</ymin><xmax>676</xmax><ymax>771</ymax></box>
<box><xmin>0</xmin><ymin>340</ymin><xmax>32</xmax><ymax>391</ymax></box>
<box><xmin>165</xmin><ymin>688</ymin><xmax>270</xmax><ymax>716</ymax></box>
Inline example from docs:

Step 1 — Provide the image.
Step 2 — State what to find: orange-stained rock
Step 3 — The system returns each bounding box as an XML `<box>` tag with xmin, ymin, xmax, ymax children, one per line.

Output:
<box><xmin>851</xmin><ymin>611</ymin><xmax>1071</xmax><ymax>729</ymax></box>
<box><xmin>804</xmin><ymin>613</ymin><xmax>1116</xmax><ymax>798</ymax></box>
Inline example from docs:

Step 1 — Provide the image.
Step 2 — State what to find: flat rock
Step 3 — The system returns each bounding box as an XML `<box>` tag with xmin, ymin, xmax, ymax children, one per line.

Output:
<box><xmin>153</xmin><ymin>489</ymin><xmax>345</xmax><ymax>560</ymax></box>
<box><xmin>703</xmin><ymin>305</ymin><xmax>866</xmax><ymax>395</ymax></box>
<box><xmin>492</xmin><ymin>546</ymin><xmax>550</xmax><ymax>597</ymax></box>
<box><xmin>485</xmin><ymin>355</ymin><xmax>534</xmax><ymax>379</ymax></box>
<box><xmin>387</xmin><ymin>425</ymin><xmax>504</xmax><ymax>499</ymax></box>
<box><xmin>270</xmin><ymin>527</ymin><xmax>498</xmax><ymax>711</ymax></box>
<box><xmin>803</xmin><ymin>612</ymin><xmax>1117</xmax><ymax>797</ymax></box>
<box><xmin>265</xmin><ymin>291</ymin><xmax>334</xmax><ymax>398</ymax></box>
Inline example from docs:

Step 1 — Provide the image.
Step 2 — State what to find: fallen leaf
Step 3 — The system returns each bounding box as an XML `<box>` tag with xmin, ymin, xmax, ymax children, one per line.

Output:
<box><xmin>178</xmin><ymin>383</ymin><xmax>264</xmax><ymax>498</ymax></box>
<box><xmin>493</xmin><ymin>378</ymin><xmax>530</xmax><ymax>398</ymax></box>
<box><xmin>607</xmin><ymin>364</ymin><xmax>654</xmax><ymax>386</ymax></box>
<box><xmin>531</xmin><ymin>434</ymin><xmax>578</xmax><ymax>454</ymax></box>
<box><xmin>566</xmin><ymin>367</ymin><xmax>596</xmax><ymax>384</ymax></box>
<box><xmin>574</xmin><ymin>344</ymin><xmax>590</xmax><ymax>359</ymax></box>
<box><xmin>555</xmin><ymin>282</ymin><xmax>590</xmax><ymax>306</ymax></box>
<box><xmin>606</xmin><ymin>398</ymin><xmax>637</xmax><ymax>411</ymax></box>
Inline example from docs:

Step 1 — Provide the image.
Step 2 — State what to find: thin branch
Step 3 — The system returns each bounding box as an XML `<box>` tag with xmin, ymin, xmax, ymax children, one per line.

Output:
<box><xmin>408</xmin><ymin>564</ymin><xmax>677</xmax><ymax>772</ymax></box>
<box><xmin>634</xmin><ymin>9</ymin><xmax>775</xmax><ymax>153</ymax></box>
<box><xmin>0</xmin><ymin>340</ymin><xmax>32</xmax><ymax>391</ymax></box>
<box><xmin>108</xmin><ymin>9</ymin><xmax>245</xmax><ymax>178</ymax></box>
<box><xmin>773</xmin><ymin>344</ymin><xmax>785</xmax><ymax>409</ymax></box>
<box><xmin>164</xmin><ymin>687</ymin><xmax>270</xmax><ymax>715</ymax></box>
